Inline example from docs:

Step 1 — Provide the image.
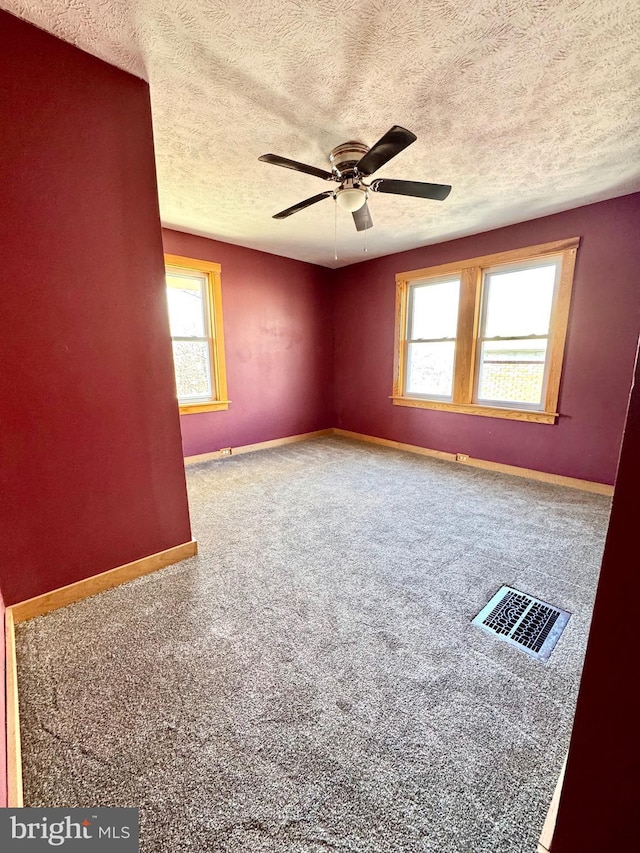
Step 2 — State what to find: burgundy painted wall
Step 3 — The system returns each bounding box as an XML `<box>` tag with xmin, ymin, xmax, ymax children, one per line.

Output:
<box><xmin>162</xmin><ymin>230</ymin><xmax>334</xmax><ymax>457</ymax></box>
<box><xmin>552</xmin><ymin>341</ymin><xmax>640</xmax><ymax>852</ymax></box>
<box><xmin>333</xmin><ymin>194</ymin><xmax>640</xmax><ymax>484</ymax></box>
<box><xmin>0</xmin><ymin>586</ymin><xmax>6</xmax><ymax>808</ymax></box>
<box><xmin>0</xmin><ymin>12</ymin><xmax>192</xmax><ymax>605</ymax></box>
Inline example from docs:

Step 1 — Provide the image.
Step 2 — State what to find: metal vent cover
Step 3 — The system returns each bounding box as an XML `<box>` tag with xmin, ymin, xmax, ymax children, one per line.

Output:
<box><xmin>472</xmin><ymin>586</ymin><xmax>570</xmax><ymax>662</ymax></box>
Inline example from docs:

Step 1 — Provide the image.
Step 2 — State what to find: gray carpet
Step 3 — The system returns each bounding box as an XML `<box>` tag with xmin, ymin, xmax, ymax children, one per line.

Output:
<box><xmin>16</xmin><ymin>437</ymin><xmax>611</xmax><ymax>852</ymax></box>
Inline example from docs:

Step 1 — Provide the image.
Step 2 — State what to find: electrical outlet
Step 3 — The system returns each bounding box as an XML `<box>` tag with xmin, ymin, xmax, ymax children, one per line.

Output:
<box><xmin>456</xmin><ymin>453</ymin><xmax>469</xmax><ymax>462</ymax></box>
<box><xmin>220</xmin><ymin>447</ymin><xmax>232</xmax><ymax>457</ymax></box>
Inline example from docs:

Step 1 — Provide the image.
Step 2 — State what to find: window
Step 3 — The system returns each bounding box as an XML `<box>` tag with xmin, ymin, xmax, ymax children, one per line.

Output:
<box><xmin>164</xmin><ymin>253</ymin><xmax>229</xmax><ymax>414</ymax></box>
<box><xmin>393</xmin><ymin>238</ymin><xmax>579</xmax><ymax>423</ymax></box>
<box><xmin>406</xmin><ymin>275</ymin><xmax>460</xmax><ymax>400</ymax></box>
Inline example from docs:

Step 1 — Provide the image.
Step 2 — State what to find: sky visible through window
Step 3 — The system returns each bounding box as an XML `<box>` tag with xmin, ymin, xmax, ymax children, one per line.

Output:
<box><xmin>483</xmin><ymin>264</ymin><xmax>556</xmax><ymax>338</ymax></box>
<box><xmin>166</xmin><ymin>273</ymin><xmax>205</xmax><ymax>337</ymax></box>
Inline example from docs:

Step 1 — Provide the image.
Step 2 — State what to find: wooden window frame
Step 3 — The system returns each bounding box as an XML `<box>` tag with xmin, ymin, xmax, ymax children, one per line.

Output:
<box><xmin>392</xmin><ymin>238</ymin><xmax>580</xmax><ymax>424</ymax></box>
<box><xmin>164</xmin><ymin>253</ymin><xmax>229</xmax><ymax>415</ymax></box>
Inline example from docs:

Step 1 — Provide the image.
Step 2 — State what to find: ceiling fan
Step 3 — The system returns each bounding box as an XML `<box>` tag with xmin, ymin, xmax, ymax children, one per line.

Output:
<box><xmin>259</xmin><ymin>125</ymin><xmax>451</xmax><ymax>231</ymax></box>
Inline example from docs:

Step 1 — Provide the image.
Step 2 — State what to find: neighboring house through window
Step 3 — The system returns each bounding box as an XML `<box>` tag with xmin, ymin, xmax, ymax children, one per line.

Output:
<box><xmin>164</xmin><ymin>253</ymin><xmax>229</xmax><ymax>414</ymax></box>
<box><xmin>393</xmin><ymin>238</ymin><xmax>579</xmax><ymax>423</ymax></box>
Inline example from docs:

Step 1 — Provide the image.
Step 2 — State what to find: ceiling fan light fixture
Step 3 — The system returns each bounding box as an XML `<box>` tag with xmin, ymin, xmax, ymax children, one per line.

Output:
<box><xmin>335</xmin><ymin>186</ymin><xmax>367</xmax><ymax>212</ymax></box>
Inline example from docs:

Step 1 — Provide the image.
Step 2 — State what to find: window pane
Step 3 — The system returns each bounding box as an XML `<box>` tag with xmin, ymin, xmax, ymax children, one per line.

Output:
<box><xmin>410</xmin><ymin>278</ymin><xmax>460</xmax><ymax>340</ymax></box>
<box><xmin>483</xmin><ymin>263</ymin><xmax>557</xmax><ymax>338</ymax></box>
<box><xmin>166</xmin><ymin>272</ymin><xmax>207</xmax><ymax>337</ymax></box>
<box><xmin>476</xmin><ymin>339</ymin><xmax>547</xmax><ymax>406</ymax></box>
<box><xmin>406</xmin><ymin>341</ymin><xmax>456</xmax><ymax>398</ymax></box>
<box><xmin>172</xmin><ymin>341</ymin><xmax>211</xmax><ymax>401</ymax></box>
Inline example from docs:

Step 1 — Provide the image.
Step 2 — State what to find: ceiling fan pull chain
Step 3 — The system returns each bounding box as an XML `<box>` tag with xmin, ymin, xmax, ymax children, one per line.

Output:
<box><xmin>334</xmin><ymin>195</ymin><xmax>338</xmax><ymax>262</ymax></box>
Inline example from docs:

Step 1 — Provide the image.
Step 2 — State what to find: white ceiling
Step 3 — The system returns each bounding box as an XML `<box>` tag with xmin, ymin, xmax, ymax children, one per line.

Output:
<box><xmin>3</xmin><ymin>0</ymin><xmax>640</xmax><ymax>268</ymax></box>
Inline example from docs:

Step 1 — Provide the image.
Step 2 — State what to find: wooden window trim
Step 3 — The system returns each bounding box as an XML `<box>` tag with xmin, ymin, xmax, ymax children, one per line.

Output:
<box><xmin>392</xmin><ymin>237</ymin><xmax>580</xmax><ymax>423</ymax></box>
<box><xmin>164</xmin><ymin>253</ymin><xmax>229</xmax><ymax>415</ymax></box>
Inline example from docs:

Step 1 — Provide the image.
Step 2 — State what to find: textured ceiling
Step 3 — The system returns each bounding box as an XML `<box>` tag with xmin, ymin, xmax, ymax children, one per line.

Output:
<box><xmin>2</xmin><ymin>0</ymin><xmax>639</xmax><ymax>268</ymax></box>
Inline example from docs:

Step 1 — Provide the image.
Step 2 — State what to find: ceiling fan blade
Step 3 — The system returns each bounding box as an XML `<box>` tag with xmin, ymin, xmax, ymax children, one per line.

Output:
<box><xmin>272</xmin><ymin>191</ymin><xmax>334</xmax><ymax>219</ymax></box>
<box><xmin>352</xmin><ymin>202</ymin><xmax>373</xmax><ymax>231</ymax></box>
<box><xmin>370</xmin><ymin>178</ymin><xmax>452</xmax><ymax>201</ymax></box>
<box><xmin>259</xmin><ymin>153</ymin><xmax>333</xmax><ymax>181</ymax></box>
<box><xmin>356</xmin><ymin>126</ymin><xmax>417</xmax><ymax>176</ymax></box>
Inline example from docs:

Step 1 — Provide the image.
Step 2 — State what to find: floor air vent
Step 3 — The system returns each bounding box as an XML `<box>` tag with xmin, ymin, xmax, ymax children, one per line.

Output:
<box><xmin>472</xmin><ymin>586</ymin><xmax>570</xmax><ymax>662</ymax></box>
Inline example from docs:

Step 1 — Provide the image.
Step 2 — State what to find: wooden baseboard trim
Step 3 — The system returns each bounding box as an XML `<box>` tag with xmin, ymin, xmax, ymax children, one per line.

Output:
<box><xmin>332</xmin><ymin>429</ymin><xmax>614</xmax><ymax>495</ymax></box>
<box><xmin>538</xmin><ymin>756</ymin><xmax>567</xmax><ymax>852</ymax></box>
<box><xmin>332</xmin><ymin>428</ymin><xmax>457</xmax><ymax>463</ymax></box>
<box><xmin>184</xmin><ymin>429</ymin><xmax>333</xmax><ymax>465</ymax></box>
<box><xmin>5</xmin><ymin>608</ymin><xmax>23</xmax><ymax>807</ymax></box>
<box><xmin>184</xmin><ymin>427</ymin><xmax>613</xmax><ymax>494</ymax></box>
<box><xmin>9</xmin><ymin>540</ymin><xmax>198</xmax><ymax>624</ymax></box>
<box><xmin>455</xmin><ymin>456</ymin><xmax>613</xmax><ymax>495</ymax></box>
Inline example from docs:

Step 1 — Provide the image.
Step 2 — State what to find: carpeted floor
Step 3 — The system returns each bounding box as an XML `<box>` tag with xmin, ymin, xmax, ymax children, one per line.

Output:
<box><xmin>16</xmin><ymin>437</ymin><xmax>611</xmax><ymax>852</ymax></box>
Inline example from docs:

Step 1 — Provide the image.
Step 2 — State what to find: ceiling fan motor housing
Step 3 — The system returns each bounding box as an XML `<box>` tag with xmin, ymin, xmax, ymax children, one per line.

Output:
<box><xmin>329</xmin><ymin>141</ymin><xmax>369</xmax><ymax>177</ymax></box>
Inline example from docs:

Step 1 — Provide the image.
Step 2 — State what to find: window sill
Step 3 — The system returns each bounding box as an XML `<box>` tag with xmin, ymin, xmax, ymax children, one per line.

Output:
<box><xmin>179</xmin><ymin>400</ymin><xmax>230</xmax><ymax>415</ymax></box>
<box><xmin>390</xmin><ymin>396</ymin><xmax>557</xmax><ymax>424</ymax></box>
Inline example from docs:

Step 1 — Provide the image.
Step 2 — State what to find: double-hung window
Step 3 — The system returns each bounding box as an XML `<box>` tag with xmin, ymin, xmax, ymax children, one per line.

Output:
<box><xmin>164</xmin><ymin>254</ymin><xmax>229</xmax><ymax>414</ymax></box>
<box><xmin>405</xmin><ymin>275</ymin><xmax>460</xmax><ymax>400</ymax></box>
<box><xmin>475</xmin><ymin>258</ymin><xmax>558</xmax><ymax>409</ymax></box>
<box><xmin>393</xmin><ymin>238</ymin><xmax>579</xmax><ymax>423</ymax></box>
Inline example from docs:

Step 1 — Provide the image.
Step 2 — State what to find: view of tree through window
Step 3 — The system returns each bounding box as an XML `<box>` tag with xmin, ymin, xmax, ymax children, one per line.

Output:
<box><xmin>166</xmin><ymin>270</ymin><xmax>212</xmax><ymax>401</ymax></box>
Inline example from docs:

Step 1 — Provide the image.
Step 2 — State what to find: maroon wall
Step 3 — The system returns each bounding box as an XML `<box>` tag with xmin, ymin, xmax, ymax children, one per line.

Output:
<box><xmin>552</xmin><ymin>341</ymin><xmax>639</xmax><ymax>851</ymax></box>
<box><xmin>0</xmin><ymin>586</ymin><xmax>6</xmax><ymax>808</ymax></box>
<box><xmin>333</xmin><ymin>194</ymin><xmax>640</xmax><ymax>484</ymax></box>
<box><xmin>162</xmin><ymin>230</ymin><xmax>334</xmax><ymax>457</ymax></box>
<box><xmin>0</xmin><ymin>12</ymin><xmax>192</xmax><ymax>605</ymax></box>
